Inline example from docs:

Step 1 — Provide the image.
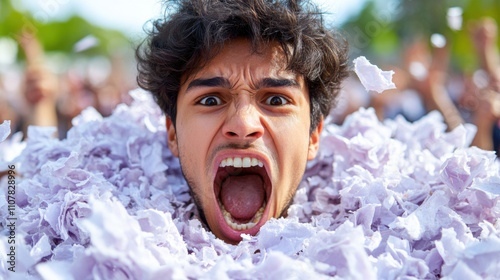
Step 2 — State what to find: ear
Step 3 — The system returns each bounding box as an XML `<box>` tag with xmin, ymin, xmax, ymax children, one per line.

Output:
<box><xmin>307</xmin><ymin>116</ymin><xmax>323</xmax><ymax>160</ymax></box>
<box><xmin>166</xmin><ymin>117</ymin><xmax>179</xmax><ymax>157</ymax></box>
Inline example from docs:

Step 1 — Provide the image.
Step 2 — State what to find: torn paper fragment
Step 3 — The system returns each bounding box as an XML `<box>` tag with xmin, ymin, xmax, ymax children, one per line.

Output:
<box><xmin>447</xmin><ymin>7</ymin><xmax>463</xmax><ymax>31</ymax></box>
<box><xmin>353</xmin><ymin>56</ymin><xmax>396</xmax><ymax>93</ymax></box>
<box><xmin>409</xmin><ymin>61</ymin><xmax>428</xmax><ymax>81</ymax></box>
<box><xmin>431</xmin><ymin>33</ymin><xmax>447</xmax><ymax>48</ymax></box>
<box><xmin>30</xmin><ymin>234</ymin><xmax>52</xmax><ymax>263</ymax></box>
<box><xmin>73</xmin><ymin>35</ymin><xmax>100</xmax><ymax>53</ymax></box>
<box><xmin>0</xmin><ymin>120</ymin><xmax>10</xmax><ymax>142</ymax></box>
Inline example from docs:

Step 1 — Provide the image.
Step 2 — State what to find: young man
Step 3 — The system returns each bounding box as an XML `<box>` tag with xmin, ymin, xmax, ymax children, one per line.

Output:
<box><xmin>136</xmin><ymin>0</ymin><xmax>349</xmax><ymax>244</ymax></box>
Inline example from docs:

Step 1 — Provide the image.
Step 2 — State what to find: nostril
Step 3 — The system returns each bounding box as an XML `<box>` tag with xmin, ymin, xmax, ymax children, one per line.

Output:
<box><xmin>225</xmin><ymin>131</ymin><xmax>261</xmax><ymax>138</ymax></box>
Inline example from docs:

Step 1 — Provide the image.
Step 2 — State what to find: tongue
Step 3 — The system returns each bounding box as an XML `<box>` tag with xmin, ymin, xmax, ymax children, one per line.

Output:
<box><xmin>220</xmin><ymin>174</ymin><xmax>265</xmax><ymax>220</ymax></box>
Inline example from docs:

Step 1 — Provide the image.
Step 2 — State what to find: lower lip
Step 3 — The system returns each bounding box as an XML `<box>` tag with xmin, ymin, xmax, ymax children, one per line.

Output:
<box><xmin>215</xmin><ymin>195</ymin><xmax>272</xmax><ymax>242</ymax></box>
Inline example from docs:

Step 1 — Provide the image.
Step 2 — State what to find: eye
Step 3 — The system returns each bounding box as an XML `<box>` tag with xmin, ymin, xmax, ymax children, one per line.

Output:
<box><xmin>265</xmin><ymin>95</ymin><xmax>289</xmax><ymax>106</ymax></box>
<box><xmin>198</xmin><ymin>96</ymin><xmax>222</xmax><ymax>106</ymax></box>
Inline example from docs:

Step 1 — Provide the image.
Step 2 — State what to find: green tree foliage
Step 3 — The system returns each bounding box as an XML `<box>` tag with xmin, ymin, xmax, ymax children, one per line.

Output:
<box><xmin>0</xmin><ymin>0</ymin><xmax>129</xmax><ymax>59</ymax></box>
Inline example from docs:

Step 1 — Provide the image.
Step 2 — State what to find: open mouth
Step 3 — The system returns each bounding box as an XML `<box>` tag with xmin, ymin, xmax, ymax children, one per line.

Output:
<box><xmin>214</xmin><ymin>156</ymin><xmax>271</xmax><ymax>233</ymax></box>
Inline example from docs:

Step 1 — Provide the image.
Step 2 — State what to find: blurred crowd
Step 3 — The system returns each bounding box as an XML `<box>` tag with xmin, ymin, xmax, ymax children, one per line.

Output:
<box><xmin>0</xmin><ymin>32</ymin><xmax>135</xmax><ymax>140</ymax></box>
<box><xmin>332</xmin><ymin>17</ymin><xmax>500</xmax><ymax>155</ymax></box>
<box><xmin>0</xmin><ymin>17</ymin><xmax>499</xmax><ymax>156</ymax></box>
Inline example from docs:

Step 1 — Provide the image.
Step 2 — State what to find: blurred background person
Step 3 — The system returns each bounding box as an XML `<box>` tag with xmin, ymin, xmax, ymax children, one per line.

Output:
<box><xmin>466</xmin><ymin>17</ymin><xmax>500</xmax><ymax>154</ymax></box>
<box><xmin>18</xmin><ymin>31</ymin><xmax>58</xmax><ymax>134</ymax></box>
<box><xmin>0</xmin><ymin>0</ymin><xmax>137</xmax><ymax>139</ymax></box>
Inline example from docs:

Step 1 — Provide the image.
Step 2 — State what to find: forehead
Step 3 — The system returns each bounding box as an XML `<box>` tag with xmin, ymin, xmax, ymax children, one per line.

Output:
<box><xmin>182</xmin><ymin>38</ymin><xmax>301</xmax><ymax>84</ymax></box>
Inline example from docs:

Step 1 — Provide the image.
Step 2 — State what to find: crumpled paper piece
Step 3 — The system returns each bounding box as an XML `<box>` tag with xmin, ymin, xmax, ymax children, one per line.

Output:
<box><xmin>0</xmin><ymin>120</ymin><xmax>10</xmax><ymax>142</ymax></box>
<box><xmin>353</xmin><ymin>56</ymin><xmax>396</xmax><ymax>93</ymax></box>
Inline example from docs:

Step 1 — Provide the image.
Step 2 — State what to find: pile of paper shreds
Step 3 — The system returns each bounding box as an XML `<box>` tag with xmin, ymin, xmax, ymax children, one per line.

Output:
<box><xmin>0</xmin><ymin>58</ymin><xmax>499</xmax><ymax>279</ymax></box>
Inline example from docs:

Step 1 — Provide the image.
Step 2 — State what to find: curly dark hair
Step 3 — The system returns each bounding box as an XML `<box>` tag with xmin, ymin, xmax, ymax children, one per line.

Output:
<box><xmin>136</xmin><ymin>0</ymin><xmax>349</xmax><ymax>131</ymax></box>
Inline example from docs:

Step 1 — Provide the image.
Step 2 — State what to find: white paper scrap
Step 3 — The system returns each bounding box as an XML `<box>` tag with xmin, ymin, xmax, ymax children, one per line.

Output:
<box><xmin>353</xmin><ymin>56</ymin><xmax>396</xmax><ymax>93</ymax></box>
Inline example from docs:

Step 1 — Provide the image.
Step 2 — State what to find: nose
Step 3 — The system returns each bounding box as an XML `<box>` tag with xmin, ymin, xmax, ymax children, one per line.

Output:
<box><xmin>222</xmin><ymin>100</ymin><xmax>264</xmax><ymax>141</ymax></box>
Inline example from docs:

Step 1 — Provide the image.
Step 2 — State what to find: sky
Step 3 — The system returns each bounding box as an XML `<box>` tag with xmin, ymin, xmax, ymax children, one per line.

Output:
<box><xmin>15</xmin><ymin>0</ymin><xmax>368</xmax><ymax>37</ymax></box>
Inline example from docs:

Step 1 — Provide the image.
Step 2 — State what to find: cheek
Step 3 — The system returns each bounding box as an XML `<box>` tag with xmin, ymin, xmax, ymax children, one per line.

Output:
<box><xmin>178</xmin><ymin>115</ymin><xmax>216</xmax><ymax>148</ymax></box>
<box><xmin>267</xmin><ymin>113</ymin><xmax>311</xmax><ymax>154</ymax></box>
<box><xmin>176</xmin><ymin>115</ymin><xmax>222</xmax><ymax>177</ymax></box>
<box><xmin>267</xmin><ymin>115</ymin><xmax>310</xmax><ymax>184</ymax></box>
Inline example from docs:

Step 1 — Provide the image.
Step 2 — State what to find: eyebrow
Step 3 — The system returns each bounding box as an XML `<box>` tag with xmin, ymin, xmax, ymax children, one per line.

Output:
<box><xmin>185</xmin><ymin>77</ymin><xmax>300</xmax><ymax>93</ymax></box>
<box><xmin>260</xmin><ymin>78</ymin><xmax>300</xmax><ymax>88</ymax></box>
<box><xmin>186</xmin><ymin>77</ymin><xmax>231</xmax><ymax>92</ymax></box>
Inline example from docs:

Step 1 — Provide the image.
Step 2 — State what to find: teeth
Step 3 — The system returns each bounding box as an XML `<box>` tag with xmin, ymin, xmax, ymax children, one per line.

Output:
<box><xmin>220</xmin><ymin>202</ymin><xmax>266</xmax><ymax>231</ymax></box>
<box><xmin>242</xmin><ymin>157</ymin><xmax>251</xmax><ymax>168</ymax></box>
<box><xmin>234</xmin><ymin>157</ymin><xmax>242</xmax><ymax>168</ymax></box>
<box><xmin>219</xmin><ymin>157</ymin><xmax>264</xmax><ymax>168</ymax></box>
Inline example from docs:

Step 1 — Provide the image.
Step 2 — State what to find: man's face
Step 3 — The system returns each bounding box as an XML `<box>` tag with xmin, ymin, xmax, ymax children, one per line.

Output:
<box><xmin>166</xmin><ymin>38</ymin><xmax>322</xmax><ymax>244</ymax></box>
